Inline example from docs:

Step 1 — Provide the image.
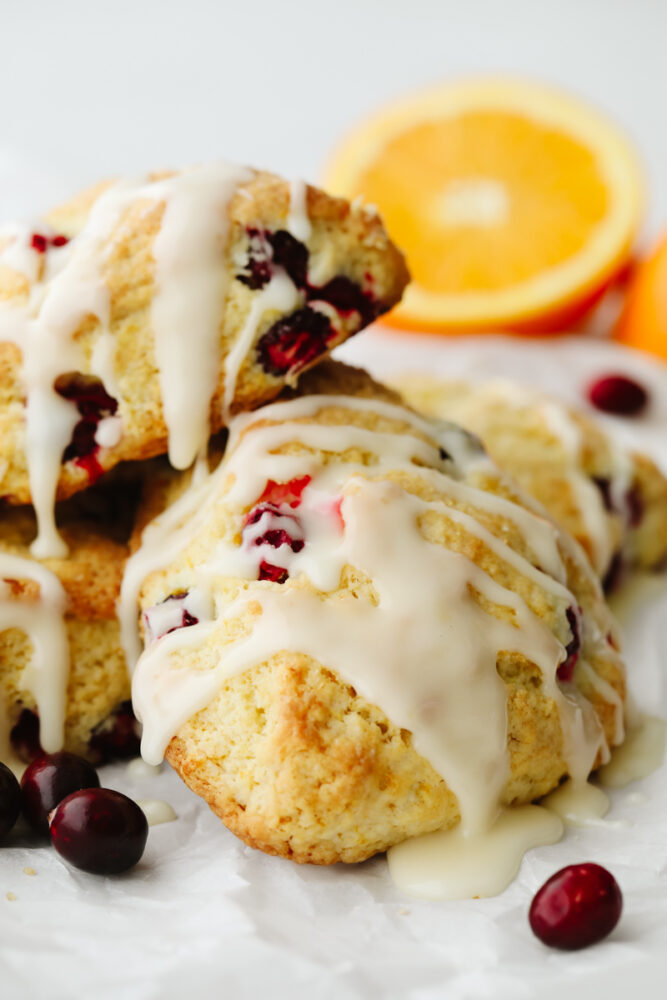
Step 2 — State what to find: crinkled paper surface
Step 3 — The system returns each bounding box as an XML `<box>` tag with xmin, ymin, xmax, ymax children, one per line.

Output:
<box><xmin>1</xmin><ymin>332</ymin><xmax>667</xmax><ymax>1000</ymax></box>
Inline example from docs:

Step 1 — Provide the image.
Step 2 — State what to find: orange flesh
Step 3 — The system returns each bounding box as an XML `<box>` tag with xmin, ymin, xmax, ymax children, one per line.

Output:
<box><xmin>358</xmin><ymin>111</ymin><xmax>609</xmax><ymax>295</ymax></box>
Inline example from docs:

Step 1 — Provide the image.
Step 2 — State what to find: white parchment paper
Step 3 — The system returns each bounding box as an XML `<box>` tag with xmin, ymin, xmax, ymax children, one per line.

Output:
<box><xmin>1</xmin><ymin>332</ymin><xmax>666</xmax><ymax>1000</ymax></box>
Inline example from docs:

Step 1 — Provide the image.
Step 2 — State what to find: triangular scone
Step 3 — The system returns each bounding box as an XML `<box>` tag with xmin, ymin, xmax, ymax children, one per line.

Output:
<box><xmin>0</xmin><ymin>164</ymin><xmax>409</xmax><ymax>555</ymax></box>
<box><xmin>126</xmin><ymin>361</ymin><xmax>625</xmax><ymax>865</ymax></box>
<box><xmin>394</xmin><ymin>376</ymin><xmax>667</xmax><ymax>587</ymax></box>
<box><xmin>0</xmin><ymin>483</ymin><xmax>134</xmax><ymax>761</ymax></box>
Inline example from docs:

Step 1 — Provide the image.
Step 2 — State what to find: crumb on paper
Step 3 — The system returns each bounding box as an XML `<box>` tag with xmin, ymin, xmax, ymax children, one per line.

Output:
<box><xmin>23</xmin><ymin>867</ymin><xmax>35</xmax><ymax>876</ymax></box>
<box><xmin>6</xmin><ymin>891</ymin><xmax>16</xmax><ymax>901</ymax></box>
<box><xmin>399</xmin><ymin>908</ymin><xmax>411</xmax><ymax>916</ymax></box>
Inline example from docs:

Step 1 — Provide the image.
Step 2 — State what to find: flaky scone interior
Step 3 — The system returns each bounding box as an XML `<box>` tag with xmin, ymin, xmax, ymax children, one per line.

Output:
<box><xmin>124</xmin><ymin>362</ymin><xmax>626</xmax><ymax>865</ymax></box>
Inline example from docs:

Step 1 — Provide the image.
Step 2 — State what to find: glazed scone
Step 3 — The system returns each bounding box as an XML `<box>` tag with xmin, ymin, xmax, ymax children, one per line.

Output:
<box><xmin>394</xmin><ymin>376</ymin><xmax>667</xmax><ymax>586</ymax></box>
<box><xmin>124</xmin><ymin>361</ymin><xmax>625</xmax><ymax>865</ymax></box>
<box><xmin>0</xmin><ymin>487</ymin><xmax>133</xmax><ymax>761</ymax></box>
<box><xmin>0</xmin><ymin>164</ymin><xmax>408</xmax><ymax>557</ymax></box>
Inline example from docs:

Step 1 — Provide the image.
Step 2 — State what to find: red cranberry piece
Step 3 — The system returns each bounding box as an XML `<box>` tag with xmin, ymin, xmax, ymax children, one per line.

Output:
<box><xmin>256</xmin><ymin>307</ymin><xmax>334</xmax><ymax>376</ymax></box>
<box><xmin>237</xmin><ymin>229</ymin><xmax>274</xmax><ymax>290</ymax></box>
<box><xmin>54</xmin><ymin>374</ymin><xmax>118</xmax><ymax>482</ymax></box>
<box><xmin>602</xmin><ymin>551</ymin><xmax>624</xmax><ymax>594</ymax></box>
<box><xmin>50</xmin><ymin>788</ymin><xmax>148</xmax><ymax>875</ymax></box>
<box><xmin>9</xmin><ymin>709</ymin><xmax>43</xmax><ymax>763</ymax></box>
<box><xmin>258</xmin><ymin>476</ymin><xmax>311</xmax><ymax>508</ymax></box>
<box><xmin>88</xmin><ymin>703</ymin><xmax>141</xmax><ymax>764</ymax></box>
<box><xmin>269</xmin><ymin>230</ymin><xmax>308</xmax><ymax>288</ymax></box>
<box><xmin>21</xmin><ymin>752</ymin><xmax>100</xmax><ymax>834</ymax></box>
<box><xmin>529</xmin><ymin>863</ymin><xmax>622</xmax><ymax>949</ymax></box>
<box><xmin>51</xmin><ymin>234</ymin><xmax>69</xmax><ymax>248</ymax></box>
<box><xmin>588</xmin><ymin>375</ymin><xmax>648</xmax><ymax>416</ymax></box>
<box><xmin>243</xmin><ymin>502</ymin><xmax>305</xmax><ymax>584</ymax></box>
<box><xmin>259</xmin><ymin>562</ymin><xmax>289</xmax><ymax>584</ymax></box>
<box><xmin>0</xmin><ymin>763</ymin><xmax>21</xmax><ymax>841</ymax></box>
<box><xmin>310</xmin><ymin>275</ymin><xmax>379</xmax><ymax>325</ymax></box>
<box><xmin>30</xmin><ymin>233</ymin><xmax>48</xmax><ymax>253</ymax></box>
<box><xmin>143</xmin><ymin>591</ymin><xmax>200</xmax><ymax>644</ymax></box>
<box><xmin>557</xmin><ymin>607</ymin><xmax>581</xmax><ymax>683</ymax></box>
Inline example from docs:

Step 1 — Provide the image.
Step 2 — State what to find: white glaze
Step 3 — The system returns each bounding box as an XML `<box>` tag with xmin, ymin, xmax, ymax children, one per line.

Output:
<box><xmin>542</xmin><ymin>778</ymin><xmax>610</xmax><ymax>826</ymax></box>
<box><xmin>136</xmin><ymin>798</ymin><xmax>177</xmax><ymax>826</ymax></box>
<box><xmin>150</xmin><ymin>162</ymin><xmax>253</xmax><ymax>469</ymax></box>
<box><xmin>286</xmin><ymin>179</ymin><xmax>312</xmax><ymax>242</ymax></box>
<box><xmin>387</xmin><ymin>806</ymin><xmax>563</xmax><ymax>900</ymax></box>
<box><xmin>597</xmin><ymin>715</ymin><xmax>666</xmax><ymax>788</ymax></box>
<box><xmin>0</xmin><ymin>553</ymin><xmax>69</xmax><ymax>755</ymax></box>
<box><xmin>126</xmin><ymin>757</ymin><xmax>161</xmax><ymax>781</ymax></box>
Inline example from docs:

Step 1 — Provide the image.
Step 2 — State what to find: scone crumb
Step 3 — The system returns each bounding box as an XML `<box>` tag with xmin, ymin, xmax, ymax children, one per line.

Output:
<box><xmin>6</xmin><ymin>891</ymin><xmax>16</xmax><ymax>901</ymax></box>
<box><xmin>23</xmin><ymin>867</ymin><xmax>36</xmax><ymax>876</ymax></box>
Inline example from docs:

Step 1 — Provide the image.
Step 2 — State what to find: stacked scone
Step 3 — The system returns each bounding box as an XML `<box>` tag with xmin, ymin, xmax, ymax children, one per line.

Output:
<box><xmin>0</xmin><ymin>163</ymin><xmax>408</xmax><ymax>762</ymax></box>
<box><xmin>1</xmin><ymin>160</ymin><xmax>665</xmax><ymax>866</ymax></box>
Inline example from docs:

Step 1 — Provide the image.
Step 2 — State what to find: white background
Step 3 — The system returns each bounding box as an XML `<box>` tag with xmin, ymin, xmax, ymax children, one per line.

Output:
<box><xmin>1</xmin><ymin>0</ymin><xmax>667</xmax><ymax>234</ymax></box>
<box><xmin>2</xmin><ymin>3</ymin><xmax>667</xmax><ymax>999</ymax></box>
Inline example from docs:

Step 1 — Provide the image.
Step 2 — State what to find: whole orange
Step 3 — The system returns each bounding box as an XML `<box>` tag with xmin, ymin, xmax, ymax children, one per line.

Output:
<box><xmin>614</xmin><ymin>233</ymin><xmax>667</xmax><ymax>359</ymax></box>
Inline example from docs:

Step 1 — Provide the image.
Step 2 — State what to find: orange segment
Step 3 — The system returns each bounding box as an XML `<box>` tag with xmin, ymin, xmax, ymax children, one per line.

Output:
<box><xmin>614</xmin><ymin>233</ymin><xmax>667</xmax><ymax>360</ymax></box>
<box><xmin>325</xmin><ymin>78</ymin><xmax>643</xmax><ymax>333</ymax></box>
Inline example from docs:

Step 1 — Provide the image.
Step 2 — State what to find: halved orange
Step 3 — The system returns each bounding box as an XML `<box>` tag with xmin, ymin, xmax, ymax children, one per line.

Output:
<box><xmin>614</xmin><ymin>232</ymin><xmax>667</xmax><ymax>360</ymax></box>
<box><xmin>324</xmin><ymin>78</ymin><xmax>644</xmax><ymax>333</ymax></box>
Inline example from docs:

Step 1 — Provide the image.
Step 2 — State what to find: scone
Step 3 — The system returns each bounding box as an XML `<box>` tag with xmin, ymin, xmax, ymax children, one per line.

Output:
<box><xmin>0</xmin><ymin>164</ymin><xmax>408</xmax><ymax>557</ymax></box>
<box><xmin>0</xmin><ymin>483</ymin><xmax>135</xmax><ymax>762</ymax></box>
<box><xmin>125</xmin><ymin>361</ymin><xmax>625</xmax><ymax>864</ymax></box>
<box><xmin>394</xmin><ymin>376</ymin><xmax>667</xmax><ymax>587</ymax></box>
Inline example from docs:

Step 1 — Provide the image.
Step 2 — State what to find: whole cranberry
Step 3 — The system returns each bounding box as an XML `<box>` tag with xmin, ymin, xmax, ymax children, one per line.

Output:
<box><xmin>21</xmin><ymin>752</ymin><xmax>100</xmax><ymax>834</ymax></box>
<box><xmin>587</xmin><ymin>375</ymin><xmax>648</xmax><ymax>416</ymax></box>
<box><xmin>0</xmin><ymin>763</ymin><xmax>21</xmax><ymax>841</ymax></box>
<box><xmin>529</xmin><ymin>863</ymin><xmax>622</xmax><ymax>949</ymax></box>
<box><xmin>50</xmin><ymin>788</ymin><xmax>148</xmax><ymax>875</ymax></box>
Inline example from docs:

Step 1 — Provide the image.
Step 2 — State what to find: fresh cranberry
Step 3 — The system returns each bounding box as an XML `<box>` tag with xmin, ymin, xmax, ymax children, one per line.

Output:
<box><xmin>557</xmin><ymin>607</ymin><xmax>581</xmax><ymax>683</ymax></box>
<box><xmin>51</xmin><ymin>235</ymin><xmax>69</xmax><ymax>248</ymax></box>
<box><xmin>21</xmin><ymin>752</ymin><xmax>100</xmax><ymax>834</ymax></box>
<box><xmin>256</xmin><ymin>307</ymin><xmax>334</xmax><ymax>376</ymax></box>
<box><xmin>88</xmin><ymin>703</ymin><xmax>141</xmax><ymax>764</ymax></box>
<box><xmin>0</xmin><ymin>763</ymin><xmax>21</xmax><ymax>841</ymax></box>
<box><xmin>50</xmin><ymin>788</ymin><xmax>148</xmax><ymax>875</ymax></box>
<box><xmin>9</xmin><ymin>709</ymin><xmax>43</xmax><ymax>763</ymax></box>
<box><xmin>142</xmin><ymin>591</ymin><xmax>200</xmax><ymax>644</ymax></box>
<box><xmin>54</xmin><ymin>374</ymin><xmax>118</xmax><ymax>483</ymax></box>
<box><xmin>588</xmin><ymin>375</ymin><xmax>648</xmax><ymax>416</ymax></box>
<box><xmin>529</xmin><ymin>863</ymin><xmax>622</xmax><ymax>949</ymax></box>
